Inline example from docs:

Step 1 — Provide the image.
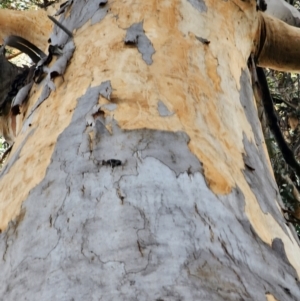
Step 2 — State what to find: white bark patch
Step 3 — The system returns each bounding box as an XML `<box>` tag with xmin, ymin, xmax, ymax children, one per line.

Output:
<box><xmin>11</xmin><ymin>82</ymin><xmax>34</xmax><ymax>115</ymax></box>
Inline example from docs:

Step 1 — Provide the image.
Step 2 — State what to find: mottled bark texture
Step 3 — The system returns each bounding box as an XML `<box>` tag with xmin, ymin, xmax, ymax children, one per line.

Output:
<box><xmin>0</xmin><ymin>0</ymin><xmax>300</xmax><ymax>300</ymax></box>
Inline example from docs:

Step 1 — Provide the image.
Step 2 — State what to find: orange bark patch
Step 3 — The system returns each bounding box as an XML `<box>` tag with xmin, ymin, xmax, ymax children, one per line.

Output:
<box><xmin>87</xmin><ymin>0</ymin><xmax>257</xmax><ymax>194</ymax></box>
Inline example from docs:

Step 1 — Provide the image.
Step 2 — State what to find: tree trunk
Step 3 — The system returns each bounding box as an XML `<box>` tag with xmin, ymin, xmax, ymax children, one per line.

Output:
<box><xmin>0</xmin><ymin>1</ymin><xmax>300</xmax><ymax>300</ymax></box>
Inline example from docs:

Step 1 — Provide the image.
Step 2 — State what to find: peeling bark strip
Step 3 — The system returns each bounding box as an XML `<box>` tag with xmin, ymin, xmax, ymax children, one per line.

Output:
<box><xmin>50</xmin><ymin>0</ymin><xmax>109</xmax><ymax>45</ymax></box>
<box><xmin>48</xmin><ymin>15</ymin><xmax>73</xmax><ymax>38</ymax></box>
<box><xmin>11</xmin><ymin>82</ymin><xmax>34</xmax><ymax>115</ymax></box>
<box><xmin>0</xmin><ymin>82</ymin><xmax>299</xmax><ymax>300</ymax></box>
<box><xmin>124</xmin><ymin>22</ymin><xmax>155</xmax><ymax>65</ymax></box>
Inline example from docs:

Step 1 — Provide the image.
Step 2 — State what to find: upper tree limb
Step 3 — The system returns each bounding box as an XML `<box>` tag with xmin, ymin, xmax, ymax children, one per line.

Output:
<box><xmin>0</xmin><ymin>9</ymin><xmax>52</xmax><ymax>51</ymax></box>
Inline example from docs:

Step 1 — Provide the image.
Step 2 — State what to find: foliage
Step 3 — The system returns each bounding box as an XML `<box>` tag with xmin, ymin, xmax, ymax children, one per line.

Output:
<box><xmin>266</xmin><ymin>69</ymin><xmax>300</xmax><ymax>235</ymax></box>
<box><xmin>0</xmin><ymin>0</ymin><xmax>33</xmax><ymax>9</ymax></box>
<box><xmin>0</xmin><ymin>137</ymin><xmax>9</xmax><ymax>167</ymax></box>
<box><xmin>255</xmin><ymin>0</ymin><xmax>300</xmax><ymax>237</ymax></box>
<box><xmin>0</xmin><ymin>137</ymin><xmax>8</xmax><ymax>153</ymax></box>
<box><xmin>0</xmin><ymin>0</ymin><xmax>46</xmax><ymax>10</ymax></box>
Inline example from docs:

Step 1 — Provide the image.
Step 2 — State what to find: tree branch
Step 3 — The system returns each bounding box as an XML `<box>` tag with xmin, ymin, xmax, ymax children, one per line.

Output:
<box><xmin>256</xmin><ymin>12</ymin><xmax>300</xmax><ymax>72</ymax></box>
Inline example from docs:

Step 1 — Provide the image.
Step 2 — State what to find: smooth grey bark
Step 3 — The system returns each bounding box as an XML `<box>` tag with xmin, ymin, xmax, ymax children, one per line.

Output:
<box><xmin>266</xmin><ymin>0</ymin><xmax>300</xmax><ymax>26</ymax></box>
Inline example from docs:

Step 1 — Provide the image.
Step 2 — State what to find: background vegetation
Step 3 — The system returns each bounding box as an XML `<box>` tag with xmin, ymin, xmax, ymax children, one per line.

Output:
<box><xmin>0</xmin><ymin>0</ymin><xmax>46</xmax><ymax>9</ymax></box>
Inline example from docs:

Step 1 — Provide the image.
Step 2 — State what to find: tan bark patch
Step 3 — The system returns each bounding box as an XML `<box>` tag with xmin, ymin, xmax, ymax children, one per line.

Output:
<box><xmin>266</xmin><ymin>293</ymin><xmax>279</xmax><ymax>301</ymax></box>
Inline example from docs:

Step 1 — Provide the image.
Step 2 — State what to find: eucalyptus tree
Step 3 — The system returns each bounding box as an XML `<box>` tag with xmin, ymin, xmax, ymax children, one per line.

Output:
<box><xmin>0</xmin><ymin>0</ymin><xmax>300</xmax><ymax>300</ymax></box>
